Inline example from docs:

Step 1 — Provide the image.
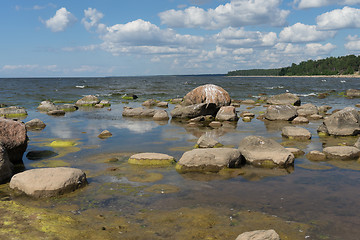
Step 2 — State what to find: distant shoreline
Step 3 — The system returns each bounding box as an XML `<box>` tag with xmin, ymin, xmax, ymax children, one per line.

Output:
<box><xmin>227</xmin><ymin>74</ymin><xmax>360</xmax><ymax>78</ymax></box>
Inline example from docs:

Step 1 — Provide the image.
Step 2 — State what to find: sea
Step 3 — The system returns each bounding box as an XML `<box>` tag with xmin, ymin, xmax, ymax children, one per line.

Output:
<box><xmin>0</xmin><ymin>75</ymin><xmax>360</xmax><ymax>239</ymax></box>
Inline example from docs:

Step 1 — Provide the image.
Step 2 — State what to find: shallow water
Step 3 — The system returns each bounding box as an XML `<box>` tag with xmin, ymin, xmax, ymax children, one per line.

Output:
<box><xmin>1</xmin><ymin>76</ymin><xmax>360</xmax><ymax>239</ymax></box>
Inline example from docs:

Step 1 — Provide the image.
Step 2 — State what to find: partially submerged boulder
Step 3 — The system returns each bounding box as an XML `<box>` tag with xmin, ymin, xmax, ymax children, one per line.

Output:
<box><xmin>235</xmin><ymin>229</ymin><xmax>280</xmax><ymax>240</ymax></box>
<box><xmin>0</xmin><ymin>118</ymin><xmax>28</xmax><ymax>164</ymax></box>
<box><xmin>346</xmin><ymin>89</ymin><xmax>360</xmax><ymax>98</ymax></box>
<box><xmin>0</xmin><ymin>145</ymin><xmax>13</xmax><ymax>183</ymax></box>
<box><xmin>176</xmin><ymin>148</ymin><xmax>243</xmax><ymax>172</ymax></box>
<box><xmin>75</xmin><ymin>95</ymin><xmax>100</xmax><ymax>106</ymax></box>
<box><xmin>171</xmin><ymin>103</ymin><xmax>218</xmax><ymax>119</ymax></box>
<box><xmin>323</xmin><ymin>146</ymin><xmax>360</xmax><ymax>160</ymax></box>
<box><xmin>265</xmin><ymin>105</ymin><xmax>298</xmax><ymax>121</ymax></box>
<box><xmin>122</xmin><ymin>107</ymin><xmax>158</xmax><ymax>118</ymax></box>
<box><xmin>317</xmin><ymin>107</ymin><xmax>360</xmax><ymax>136</ymax></box>
<box><xmin>267</xmin><ymin>93</ymin><xmax>301</xmax><ymax>106</ymax></box>
<box><xmin>98</xmin><ymin>130</ymin><xmax>112</xmax><ymax>139</ymax></box>
<box><xmin>281</xmin><ymin>126</ymin><xmax>312</xmax><ymax>140</ymax></box>
<box><xmin>183</xmin><ymin>84</ymin><xmax>231</xmax><ymax>107</ymax></box>
<box><xmin>142</xmin><ymin>99</ymin><xmax>158</xmax><ymax>107</ymax></box>
<box><xmin>215</xmin><ymin>106</ymin><xmax>238</xmax><ymax>121</ymax></box>
<box><xmin>297</xmin><ymin>103</ymin><xmax>318</xmax><ymax>116</ymax></box>
<box><xmin>153</xmin><ymin>110</ymin><xmax>169</xmax><ymax>121</ymax></box>
<box><xmin>10</xmin><ymin>167</ymin><xmax>87</xmax><ymax>198</ymax></box>
<box><xmin>128</xmin><ymin>153</ymin><xmax>175</xmax><ymax>166</ymax></box>
<box><xmin>37</xmin><ymin>101</ymin><xmax>57</xmax><ymax>112</ymax></box>
<box><xmin>25</xmin><ymin>118</ymin><xmax>46</xmax><ymax>131</ymax></box>
<box><xmin>195</xmin><ymin>135</ymin><xmax>223</xmax><ymax>148</ymax></box>
<box><xmin>291</xmin><ymin>116</ymin><xmax>309</xmax><ymax>124</ymax></box>
<box><xmin>0</xmin><ymin>106</ymin><xmax>27</xmax><ymax>118</ymax></box>
<box><xmin>238</xmin><ymin>136</ymin><xmax>294</xmax><ymax>167</ymax></box>
<box><xmin>306</xmin><ymin>150</ymin><xmax>327</xmax><ymax>161</ymax></box>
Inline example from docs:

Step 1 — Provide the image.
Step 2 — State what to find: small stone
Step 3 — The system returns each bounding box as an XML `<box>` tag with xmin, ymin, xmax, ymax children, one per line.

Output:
<box><xmin>308</xmin><ymin>114</ymin><xmax>323</xmax><ymax>120</ymax></box>
<box><xmin>47</xmin><ymin>110</ymin><xmax>66</xmax><ymax>116</ymax></box>
<box><xmin>98</xmin><ymin>130</ymin><xmax>112</xmax><ymax>139</ymax></box>
<box><xmin>209</xmin><ymin>121</ymin><xmax>222</xmax><ymax>128</ymax></box>
<box><xmin>292</xmin><ymin>116</ymin><xmax>309</xmax><ymax>124</ymax></box>
<box><xmin>25</xmin><ymin>118</ymin><xmax>46</xmax><ymax>131</ymax></box>
<box><xmin>235</xmin><ymin>229</ymin><xmax>280</xmax><ymax>240</ymax></box>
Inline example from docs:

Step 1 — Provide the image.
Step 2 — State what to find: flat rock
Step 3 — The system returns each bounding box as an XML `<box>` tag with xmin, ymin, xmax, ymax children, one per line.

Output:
<box><xmin>47</xmin><ymin>110</ymin><xmax>65</xmax><ymax>116</ymax></box>
<box><xmin>265</xmin><ymin>105</ymin><xmax>298</xmax><ymax>121</ymax></box>
<box><xmin>142</xmin><ymin>99</ymin><xmax>158</xmax><ymax>107</ymax></box>
<box><xmin>128</xmin><ymin>153</ymin><xmax>175</xmax><ymax>166</ymax></box>
<box><xmin>241</xmin><ymin>99</ymin><xmax>256</xmax><ymax>104</ymax></box>
<box><xmin>267</xmin><ymin>93</ymin><xmax>301</xmax><ymax>106</ymax></box>
<box><xmin>183</xmin><ymin>84</ymin><xmax>231</xmax><ymax>108</ymax></box>
<box><xmin>291</xmin><ymin>116</ymin><xmax>309</xmax><ymax>124</ymax></box>
<box><xmin>25</xmin><ymin>118</ymin><xmax>46</xmax><ymax>131</ymax></box>
<box><xmin>239</xmin><ymin>136</ymin><xmax>294</xmax><ymax>167</ymax></box>
<box><xmin>209</xmin><ymin>121</ymin><xmax>222</xmax><ymax>128</ymax></box>
<box><xmin>37</xmin><ymin>101</ymin><xmax>57</xmax><ymax>112</ymax></box>
<box><xmin>306</xmin><ymin>150</ymin><xmax>327</xmax><ymax>161</ymax></box>
<box><xmin>122</xmin><ymin>107</ymin><xmax>158</xmax><ymax>117</ymax></box>
<box><xmin>282</xmin><ymin>126</ymin><xmax>312</xmax><ymax>139</ymax></box>
<box><xmin>157</xmin><ymin>101</ymin><xmax>168</xmax><ymax>108</ymax></box>
<box><xmin>308</xmin><ymin>114</ymin><xmax>323</xmax><ymax>120</ymax></box>
<box><xmin>10</xmin><ymin>167</ymin><xmax>87</xmax><ymax>198</ymax></box>
<box><xmin>176</xmin><ymin>148</ymin><xmax>243</xmax><ymax>172</ymax></box>
<box><xmin>296</xmin><ymin>103</ymin><xmax>318</xmax><ymax>116</ymax></box>
<box><xmin>323</xmin><ymin>146</ymin><xmax>360</xmax><ymax>160</ymax></box>
<box><xmin>318</xmin><ymin>105</ymin><xmax>332</xmax><ymax>113</ymax></box>
<box><xmin>195</xmin><ymin>135</ymin><xmax>223</xmax><ymax>148</ymax></box>
<box><xmin>215</xmin><ymin>106</ymin><xmax>238</xmax><ymax>121</ymax></box>
<box><xmin>235</xmin><ymin>229</ymin><xmax>280</xmax><ymax>240</ymax></box>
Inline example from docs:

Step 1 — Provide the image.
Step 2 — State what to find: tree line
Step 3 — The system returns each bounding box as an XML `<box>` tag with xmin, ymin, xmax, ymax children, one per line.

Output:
<box><xmin>227</xmin><ymin>55</ymin><xmax>360</xmax><ymax>76</ymax></box>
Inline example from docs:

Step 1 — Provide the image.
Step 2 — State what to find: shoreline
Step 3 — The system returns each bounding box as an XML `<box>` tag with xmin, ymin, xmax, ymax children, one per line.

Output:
<box><xmin>227</xmin><ymin>74</ymin><xmax>360</xmax><ymax>78</ymax></box>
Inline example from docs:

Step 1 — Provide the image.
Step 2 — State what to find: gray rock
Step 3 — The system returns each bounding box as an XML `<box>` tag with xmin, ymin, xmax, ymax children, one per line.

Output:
<box><xmin>297</xmin><ymin>103</ymin><xmax>318</xmax><ymax>116</ymax></box>
<box><xmin>171</xmin><ymin>103</ymin><xmax>219</xmax><ymax>119</ymax></box>
<box><xmin>0</xmin><ymin>106</ymin><xmax>27</xmax><ymax>118</ymax></box>
<box><xmin>58</xmin><ymin>104</ymin><xmax>78</xmax><ymax>112</ymax></box>
<box><xmin>265</xmin><ymin>105</ymin><xmax>298</xmax><ymax>121</ymax></box>
<box><xmin>318</xmin><ymin>105</ymin><xmax>332</xmax><ymax>113</ymax></box>
<box><xmin>291</xmin><ymin>116</ymin><xmax>309</xmax><ymax>124</ymax></box>
<box><xmin>37</xmin><ymin>101</ymin><xmax>57</xmax><ymax>112</ymax></box>
<box><xmin>306</xmin><ymin>150</ymin><xmax>327</xmax><ymax>161</ymax></box>
<box><xmin>122</xmin><ymin>107</ymin><xmax>158</xmax><ymax>117</ymax></box>
<box><xmin>215</xmin><ymin>106</ymin><xmax>238</xmax><ymax>121</ymax></box>
<box><xmin>183</xmin><ymin>84</ymin><xmax>231</xmax><ymax>108</ymax></box>
<box><xmin>153</xmin><ymin>110</ymin><xmax>169</xmax><ymax>121</ymax></box>
<box><xmin>267</xmin><ymin>93</ymin><xmax>301</xmax><ymax>106</ymax></box>
<box><xmin>0</xmin><ymin>118</ymin><xmax>28</xmax><ymax>164</ymax></box>
<box><xmin>282</xmin><ymin>126</ymin><xmax>311</xmax><ymax>139</ymax></box>
<box><xmin>235</xmin><ymin>229</ymin><xmax>280</xmax><ymax>240</ymax></box>
<box><xmin>196</xmin><ymin>135</ymin><xmax>223</xmax><ymax>148</ymax></box>
<box><xmin>75</xmin><ymin>95</ymin><xmax>100</xmax><ymax>106</ymax></box>
<box><xmin>346</xmin><ymin>89</ymin><xmax>360</xmax><ymax>98</ymax></box>
<box><xmin>157</xmin><ymin>101</ymin><xmax>169</xmax><ymax>108</ymax></box>
<box><xmin>354</xmin><ymin>137</ymin><xmax>360</xmax><ymax>149</ymax></box>
<box><xmin>318</xmin><ymin>107</ymin><xmax>360</xmax><ymax>136</ymax></box>
<box><xmin>10</xmin><ymin>167</ymin><xmax>87</xmax><ymax>198</ymax></box>
<box><xmin>0</xmin><ymin>144</ymin><xmax>13</xmax><ymax>183</ymax></box>
<box><xmin>239</xmin><ymin>136</ymin><xmax>294</xmax><ymax>167</ymax></box>
<box><xmin>177</xmin><ymin>148</ymin><xmax>243</xmax><ymax>172</ymax></box>
<box><xmin>128</xmin><ymin>153</ymin><xmax>175</xmax><ymax>166</ymax></box>
<box><xmin>47</xmin><ymin>110</ymin><xmax>66</xmax><ymax>116</ymax></box>
<box><xmin>142</xmin><ymin>99</ymin><xmax>158</xmax><ymax>107</ymax></box>
<box><xmin>286</xmin><ymin>147</ymin><xmax>305</xmax><ymax>157</ymax></box>
<box><xmin>323</xmin><ymin>146</ymin><xmax>360</xmax><ymax>160</ymax></box>
<box><xmin>25</xmin><ymin>118</ymin><xmax>46</xmax><ymax>131</ymax></box>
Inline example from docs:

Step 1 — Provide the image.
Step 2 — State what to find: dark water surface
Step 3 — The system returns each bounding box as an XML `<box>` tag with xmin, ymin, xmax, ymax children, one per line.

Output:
<box><xmin>1</xmin><ymin>76</ymin><xmax>360</xmax><ymax>239</ymax></box>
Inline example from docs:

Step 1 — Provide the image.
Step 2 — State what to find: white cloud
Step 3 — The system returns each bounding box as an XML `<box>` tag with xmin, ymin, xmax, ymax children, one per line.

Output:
<box><xmin>275</xmin><ymin>42</ymin><xmax>336</xmax><ymax>56</ymax></box>
<box><xmin>279</xmin><ymin>23</ymin><xmax>336</xmax><ymax>42</ymax></box>
<box><xmin>317</xmin><ymin>7</ymin><xmax>360</xmax><ymax>30</ymax></box>
<box><xmin>216</xmin><ymin>27</ymin><xmax>278</xmax><ymax>48</ymax></box>
<box><xmin>295</xmin><ymin>0</ymin><xmax>360</xmax><ymax>9</ymax></box>
<box><xmin>305</xmin><ymin>43</ymin><xmax>336</xmax><ymax>55</ymax></box>
<box><xmin>45</xmin><ymin>7</ymin><xmax>77</xmax><ymax>32</ymax></box>
<box><xmin>82</xmin><ymin>8</ymin><xmax>106</xmax><ymax>33</ymax></box>
<box><xmin>159</xmin><ymin>0</ymin><xmax>290</xmax><ymax>29</ymax></box>
<box><xmin>345</xmin><ymin>35</ymin><xmax>360</xmax><ymax>50</ymax></box>
<box><xmin>1</xmin><ymin>64</ymin><xmax>58</xmax><ymax>72</ymax></box>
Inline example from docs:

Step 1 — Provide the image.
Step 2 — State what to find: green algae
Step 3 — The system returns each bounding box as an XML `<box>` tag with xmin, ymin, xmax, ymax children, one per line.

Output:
<box><xmin>128</xmin><ymin>158</ymin><xmax>175</xmax><ymax>166</ymax></box>
<box><xmin>30</xmin><ymin>159</ymin><xmax>70</xmax><ymax>168</ymax></box>
<box><xmin>126</xmin><ymin>171</ymin><xmax>164</xmax><ymax>183</ymax></box>
<box><xmin>50</xmin><ymin>140</ymin><xmax>77</xmax><ymax>147</ymax></box>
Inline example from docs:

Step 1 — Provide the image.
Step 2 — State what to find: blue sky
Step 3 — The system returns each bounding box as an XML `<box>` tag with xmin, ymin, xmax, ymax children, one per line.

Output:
<box><xmin>1</xmin><ymin>0</ymin><xmax>360</xmax><ymax>77</ymax></box>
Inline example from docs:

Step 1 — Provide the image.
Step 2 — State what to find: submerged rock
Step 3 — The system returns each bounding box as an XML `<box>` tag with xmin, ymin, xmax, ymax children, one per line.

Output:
<box><xmin>306</xmin><ymin>150</ymin><xmax>327</xmax><ymax>161</ymax></box>
<box><xmin>10</xmin><ymin>167</ymin><xmax>87</xmax><ymax>198</ymax></box>
<box><xmin>47</xmin><ymin>110</ymin><xmax>66</xmax><ymax>116</ymax></box>
<box><xmin>122</xmin><ymin>107</ymin><xmax>158</xmax><ymax>117</ymax></box>
<box><xmin>25</xmin><ymin>118</ymin><xmax>46</xmax><ymax>131</ymax></box>
<box><xmin>157</xmin><ymin>101</ymin><xmax>169</xmax><ymax>108</ymax></box>
<box><xmin>128</xmin><ymin>153</ymin><xmax>175</xmax><ymax>166</ymax></box>
<box><xmin>171</xmin><ymin>103</ymin><xmax>218</xmax><ymax>119</ymax></box>
<box><xmin>267</xmin><ymin>93</ymin><xmax>301</xmax><ymax>106</ymax></box>
<box><xmin>215</xmin><ymin>106</ymin><xmax>238</xmax><ymax>121</ymax></box>
<box><xmin>75</xmin><ymin>95</ymin><xmax>100</xmax><ymax>106</ymax></box>
<box><xmin>176</xmin><ymin>148</ymin><xmax>243</xmax><ymax>172</ymax></box>
<box><xmin>0</xmin><ymin>106</ymin><xmax>27</xmax><ymax>118</ymax></box>
<box><xmin>37</xmin><ymin>101</ymin><xmax>57</xmax><ymax>112</ymax></box>
<box><xmin>183</xmin><ymin>84</ymin><xmax>231</xmax><ymax>107</ymax></box>
<box><xmin>238</xmin><ymin>136</ymin><xmax>294</xmax><ymax>167</ymax></box>
<box><xmin>26</xmin><ymin>150</ymin><xmax>58</xmax><ymax>160</ymax></box>
<box><xmin>346</xmin><ymin>89</ymin><xmax>360</xmax><ymax>98</ymax></box>
<box><xmin>235</xmin><ymin>229</ymin><xmax>280</xmax><ymax>240</ymax></box>
<box><xmin>281</xmin><ymin>126</ymin><xmax>312</xmax><ymax>140</ymax></box>
<box><xmin>265</xmin><ymin>105</ymin><xmax>298</xmax><ymax>121</ymax></box>
<box><xmin>323</xmin><ymin>146</ymin><xmax>360</xmax><ymax>160</ymax></box>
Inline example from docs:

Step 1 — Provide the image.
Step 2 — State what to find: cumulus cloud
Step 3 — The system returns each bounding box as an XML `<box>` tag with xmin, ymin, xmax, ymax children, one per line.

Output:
<box><xmin>317</xmin><ymin>7</ymin><xmax>360</xmax><ymax>30</ymax></box>
<box><xmin>275</xmin><ymin>42</ymin><xmax>336</xmax><ymax>56</ymax></box>
<box><xmin>279</xmin><ymin>23</ymin><xmax>336</xmax><ymax>42</ymax></box>
<box><xmin>295</xmin><ymin>0</ymin><xmax>360</xmax><ymax>9</ymax></box>
<box><xmin>159</xmin><ymin>0</ymin><xmax>290</xmax><ymax>29</ymax></box>
<box><xmin>82</xmin><ymin>8</ymin><xmax>106</xmax><ymax>33</ymax></box>
<box><xmin>345</xmin><ymin>35</ymin><xmax>360</xmax><ymax>50</ymax></box>
<box><xmin>45</xmin><ymin>7</ymin><xmax>77</xmax><ymax>32</ymax></box>
<box><xmin>216</xmin><ymin>27</ymin><xmax>278</xmax><ymax>48</ymax></box>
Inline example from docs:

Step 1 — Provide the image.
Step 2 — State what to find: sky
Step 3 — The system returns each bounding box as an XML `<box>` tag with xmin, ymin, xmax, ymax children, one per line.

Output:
<box><xmin>1</xmin><ymin>0</ymin><xmax>360</xmax><ymax>77</ymax></box>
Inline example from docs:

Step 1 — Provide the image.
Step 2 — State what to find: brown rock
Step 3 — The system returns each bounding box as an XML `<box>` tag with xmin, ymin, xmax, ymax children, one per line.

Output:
<box><xmin>306</xmin><ymin>150</ymin><xmax>327</xmax><ymax>161</ymax></box>
<box><xmin>98</xmin><ymin>130</ymin><xmax>112</xmax><ymax>139</ymax></box>
<box><xmin>183</xmin><ymin>84</ymin><xmax>231</xmax><ymax>107</ymax></box>
<box><xmin>215</xmin><ymin>106</ymin><xmax>238</xmax><ymax>121</ymax></box>
<box><xmin>25</xmin><ymin>119</ymin><xmax>46</xmax><ymax>131</ymax></box>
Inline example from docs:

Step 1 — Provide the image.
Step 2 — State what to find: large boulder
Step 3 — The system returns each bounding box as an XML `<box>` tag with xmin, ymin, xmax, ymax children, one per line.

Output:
<box><xmin>281</xmin><ymin>126</ymin><xmax>312</xmax><ymax>139</ymax></box>
<box><xmin>235</xmin><ymin>229</ymin><xmax>280</xmax><ymax>240</ymax></box>
<box><xmin>323</xmin><ymin>146</ymin><xmax>360</xmax><ymax>160</ymax></box>
<box><xmin>215</xmin><ymin>106</ymin><xmax>238</xmax><ymax>121</ymax></box>
<box><xmin>317</xmin><ymin>107</ymin><xmax>360</xmax><ymax>136</ymax></box>
<box><xmin>267</xmin><ymin>93</ymin><xmax>301</xmax><ymax>106</ymax></box>
<box><xmin>10</xmin><ymin>167</ymin><xmax>87</xmax><ymax>198</ymax></box>
<box><xmin>122</xmin><ymin>107</ymin><xmax>159</xmax><ymax>117</ymax></box>
<box><xmin>176</xmin><ymin>148</ymin><xmax>243</xmax><ymax>172</ymax></box>
<box><xmin>265</xmin><ymin>105</ymin><xmax>298</xmax><ymax>121</ymax></box>
<box><xmin>0</xmin><ymin>144</ymin><xmax>13</xmax><ymax>183</ymax></box>
<box><xmin>75</xmin><ymin>95</ymin><xmax>100</xmax><ymax>106</ymax></box>
<box><xmin>346</xmin><ymin>89</ymin><xmax>360</xmax><ymax>98</ymax></box>
<box><xmin>296</xmin><ymin>103</ymin><xmax>318</xmax><ymax>116</ymax></box>
<box><xmin>238</xmin><ymin>136</ymin><xmax>294</xmax><ymax>167</ymax></box>
<box><xmin>171</xmin><ymin>103</ymin><xmax>219</xmax><ymax>119</ymax></box>
<box><xmin>0</xmin><ymin>106</ymin><xmax>27</xmax><ymax>118</ymax></box>
<box><xmin>0</xmin><ymin>118</ymin><xmax>28</xmax><ymax>164</ymax></box>
<box><xmin>183</xmin><ymin>84</ymin><xmax>231</xmax><ymax>107</ymax></box>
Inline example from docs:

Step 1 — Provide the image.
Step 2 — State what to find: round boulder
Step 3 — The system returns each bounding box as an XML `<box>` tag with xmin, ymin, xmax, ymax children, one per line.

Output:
<box><xmin>153</xmin><ymin>110</ymin><xmax>169</xmax><ymax>121</ymax></box>
<box><xmin>75</xmin><ymin>95</ymin><xmax>100</xmax><ymax>106</ymax></box>
<box><xmin>183</xmin><ymin>84</ymin><xmax>231</xmax><ymax>107</ymax></box>
<box><xmin>128</xmin><ymin>153</ymin><xmax>175</xmax><ymax>166</ymax></box>
<box><xmin>9</xmin><ymin>167</ymin><xmax>87</xmax><ymax>198</ymax></box>
<box><xmin>37</xmin><ymin>101</ymin><xmax>57</xmax><ymax>112</ymax></box>
<box><xmin>323</xmin><ymin>146</ymin><xmax>360</xmax><ymax>160</ymax></box>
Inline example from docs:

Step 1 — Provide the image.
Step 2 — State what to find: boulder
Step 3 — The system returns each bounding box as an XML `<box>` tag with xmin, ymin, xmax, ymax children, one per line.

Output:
<box><xmin>0</xmin><ymin>144</ymin><xmax>13</xmax><ymax>183</ymax></box>
<box><xmin>318</xmin><ymin>105</ymin><xmax>332</xmax><ymax>113</ymax></box>
<box><xmin>0</xmin><ymin>118</ymin><xmax>28</xmax><ymax>164</ymax></box>
<box><xmin>238</xmin><ymin>136</ymin><xmax>294</xmax><ymax>167</ymax></box>
<box><xmin>98</xmin><ymin>130</ymin><xmax>112</xmax><ymax>139</ymax></box>
<box><xmin>281</xmin><ymin>126</ymin><xmax>311</xmax><ymax>140</ymax></box>
<box><xmin>354</xmin><ymin>137</ymin><xmax>360</xmax><ymax>149</ymax></box>
<box><xmin>47</xmin><ymin>110</ymin><xmax>66</xmax><ymax>116</ymax></box>
<box><xmin>122</xmin><ymin>107</ymin><xmax>158</xmax><ymax>117</ymax></box>
<box><xmin>142</xmin><ymin>99</ymin><xmax>158</xmax><ymax>107</ymax></box>
<box><xmin>189</xmin><ymin>115</ymin><xmax>214</xmax><ymax>123</ymax></box>
<box><xmin>183</xmin><ymin>84</ymin><xmax>231</xmax><ymax>107</ymax></box>
<box><xmin>291</xmin><ymin>116</ymin><xmax>309</xmax><ymax>124</ymax></box>
<box><xmin>58</xmin><ymin>104</ymin><xmax>78</xmax><ymax>112</ymax></box>
<box><xmin>10</xmin><ymin>167</ymin><xmax>87</xmax><ymax>198</ymax></box>
<box><xmin>176</xmin><ymin>148</ymin><xmax>243</xmax><ymax>172</ymax></box>
<box><xmin>153</xmin><ymin>110</ymin><xmax>169</xmax><ymax>121</ymax></box>
<box><xmin>306</xmin><ymin>150</ymin><xmax>327</xmax><ymax>161</ymax></box>
<box><xmin>346</xmin><ymin>89</ymin><xmax>360</xmax><ymax>98</ymax></box>
<box><xmin>215</xmin><ymin>106</ymin><xmax>238</xmax><ymax>121</ymax></box>
<box><xmin>25</xmin><ymin>118</ymin><xmax>46</xmax><ymax>131</ymax></box>
<box><xmin>195</xmin><ymin>135</ymin><xmax>223</xmax><ymax>148</ymax></box>
<box><xmin>267</xmin><ymin>93</ymin><xmax>301</xmax><ymax>106</ymax></box>
<box><xmin>128</xmin><ymin>153</ymin><xmax>175</xmax><ymax>166</ymax></box>
<box><xmin>157</xmin><ymin>101</ymin><xmax>169</xmax><ymax>108</ymax></box>
<box><xmin>323</xmin><ymin>146</ymin><xmax>360</xmax><ymax>160</ymax></box>
<box><xmin>265</xmin><ymin>105</ymin><xmax>298</xmax><ymax>121</ymax></box>
<box><xmin>296</xmin><ymin>103</ymin><xmax>318</xmax><ymax>116</ymax></box>
<box><xmin>317</xmin><ymin>107</ymin><xmax>360</xmax><ymax>136</ymax></box>
<box><xmin>286</xmin><ymin>147</ymin><xmax>304</xmax><ymax>157</ymax></box>
<box><xmin>235</xmin><ymin>229</ymin><xmax>280</xmax><ymax>240</ymax></box>
<box><xmin>171</xmin><ymin>103</ymin><xmax>219</xmax><ymax>119</ymax></box>
<box><xmin>0</xmin><ymin>106</ymin><xmax>27</xmax><ymax>118</ymax></box>
<box><xmin>37</xmin><ymin>101</ymin><xmax>57</xmax><ymax>112</ymax></box>
<box><xmin>75</xmin><ymin>95</ymin><xmax>100</xmax><ymax>106</ymax></box>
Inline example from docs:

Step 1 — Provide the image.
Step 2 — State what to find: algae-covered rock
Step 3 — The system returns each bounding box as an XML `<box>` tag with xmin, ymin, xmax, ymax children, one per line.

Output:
<box><xmin>128</xmin><ymin>153</ymin><xmax>175</xmax><ymax>166</ymax></box>
<box><xmin>76</xmin><ymin>95</ymin><xmax>100</xmax><ymax>106</ymax></box>
<box><xmin>10</xmin><ymin>167</ymin><xmax>87</xmax><ymax>198</ymax></box>
<box><xmin>50</xmin><ymin>140</ymin><xmax>77</xmax><ymax>147</ymax></box>
<box><xmin>0</xmin><ymin>106</ymin><xmax>27</xmax><ymax>118</ymax></box>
